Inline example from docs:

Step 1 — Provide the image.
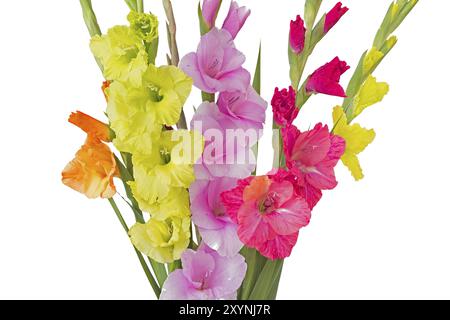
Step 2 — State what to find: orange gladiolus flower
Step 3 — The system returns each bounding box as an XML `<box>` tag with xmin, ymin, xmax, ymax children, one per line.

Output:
<box><xmin>62</xmin><ymin>111</ymin><xmax>118</xmax><ymax>199</ymax></box>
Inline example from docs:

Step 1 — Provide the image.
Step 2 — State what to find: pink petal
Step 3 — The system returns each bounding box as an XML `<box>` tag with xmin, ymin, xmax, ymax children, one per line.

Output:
<box><xmin>257</xmin><ymin>232</ymin><xmax>299</xmax><ymax>260</ymax></box>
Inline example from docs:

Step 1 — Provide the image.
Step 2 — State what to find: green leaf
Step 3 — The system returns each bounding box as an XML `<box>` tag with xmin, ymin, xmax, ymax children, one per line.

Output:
<box><xmin>251</xmin><ymin>44</ymin><xmax>261</xmax><ymax>176</ymax></box>
<box><xmin>147</xmin><ymin>37</ymin><xmax>159</xmax><ymax>65</ymax></box>
<box><xmin>198</xmin><ymin>1</ymin><xmax>210</xmax><ymax>36</ymax></box>
<box><xmin>249</xmin><ymin>259</ymin><xmax>284</xmax><ymax>300</ymax></box>
<box><xmin>304</xmin><ymin>0</ymin><xmax>323</xmax><ymax>30</ymax></box>
<box><xmin>239</xmin><ymin>248</ymin><xmax>267</xmax><ymax>300</ymax></box>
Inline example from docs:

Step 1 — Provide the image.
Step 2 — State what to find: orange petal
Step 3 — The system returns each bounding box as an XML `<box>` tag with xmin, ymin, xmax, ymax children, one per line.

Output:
<box><xmin>243</xmin><ymin>176</ymin><xmax>271</xmax><ymax>202</ymax></box>
<box><xmin>62</xmin><ymin>136</ymin><xmax>117</xmax><ymax>199</ymax></box>
<box><xmin>102</xmin><ymin>80</ymin><xmax>111</xmax><ymax>102</ymax></box>
<box><xmin>69</xmin><ymin>111</ymin><xmax>111</xmax><ymax>142</ymax></box>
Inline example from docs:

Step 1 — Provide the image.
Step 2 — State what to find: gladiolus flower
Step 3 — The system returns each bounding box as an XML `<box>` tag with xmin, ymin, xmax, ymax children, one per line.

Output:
<box><xmin>271</xmin><ymin>86</ymin><xmax>298</xmax><ymax>127</ymax></box>
<box><xmin>202</xmin><ymin>0</ymin><xmax>221</xmax><ymax>28</ymax></box>
<box><xmin>282</xmin><ymin>123</ymin><xmax>345</xmax><ymax>192</ymax></box>
<box><xmin>90</xmin><ymin>26</ymin><xmax>148</xmax><ymax>86</ymax></box>
<box><xmin>180</xmin><ymin>28</ymin><xmax>250</xmax><ymax>93</ymax></box>
<box><xmin>127</xmin><ymin>11</ymin><xmax>159</xmax><ymax>43</ymax></box>
<box><xmin>289</xmin><ymin>15</ymin><xmax>306</xmax><ymax>54</ymax></box>
<box><xmin>190</xmin><ymin>178</ymin><xmax>243</xmax><ymax>257</ymax></box>
<box><xmin>222</xmin><ymin>1</ymin><xmax>251</xmax><ymax>40</ymax></box>
<box><xmin>221</xmin><ymin>170</ymin><xmax>311</xmax><ymax>260</ymax></box>
<box><xmin>107</xmin><ymin>64</ymin><xmax>193</xmax><ymax>155</ymax></box>
<box><xmin>129</xmin><ymin>216</ymin><xmax>191</xmax><ymax>263</ymax></box>
<box><xmin>62</xmin><ymin>112</ymin><xmax>117</xmax><ymax>199</ymax></box>
<box><xmin>306</xmin><ymin>57</ymin><xmax>349</xmax><ymax>97</ymax></box>
<box><xmin>324</xmin><ymin>2</ymin><xmax>349</xmax><ymax>33</ymax></box>
<box><xmin>160</xmin><ymin>244</ymin><xmax>247</xmax><ymax>300</ymax></box>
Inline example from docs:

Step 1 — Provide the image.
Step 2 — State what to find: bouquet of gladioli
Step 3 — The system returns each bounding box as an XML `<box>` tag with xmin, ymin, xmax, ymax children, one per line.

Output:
<box><xmin>63</xmin><ymin>0</ymin><xmax>417</xmax><ymax>300</ymax></box>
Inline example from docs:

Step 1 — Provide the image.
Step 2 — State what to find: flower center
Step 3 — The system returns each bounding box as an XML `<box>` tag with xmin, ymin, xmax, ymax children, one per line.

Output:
<box><xmin>259</xmin><ymin>191</ymin><xmax>279</xmax><ymax>213</ymax></box>
<box><xmin>160</xmin><ymin>147</ymin><xmax>171</xmax><ymax>164</ymax></box>
<box><xmin>148</xmin><ymin>84</ymin><xmax>164</xmax><ymax>102</ymax></box>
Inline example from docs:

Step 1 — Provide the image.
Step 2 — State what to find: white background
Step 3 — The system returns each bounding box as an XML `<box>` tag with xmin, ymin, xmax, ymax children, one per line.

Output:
<box><xmin>0</xmin><ymin>0</ymin><xmax>449</xmax><ymax>300</ymax></box>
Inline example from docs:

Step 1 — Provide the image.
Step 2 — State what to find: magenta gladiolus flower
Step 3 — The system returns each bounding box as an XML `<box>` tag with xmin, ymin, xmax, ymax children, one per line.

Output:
<box><xmin>324</xmin><ymin>2</ymin><xmax>349</xmax><ymax>33</ymax></box>
<box><xmin>222</xmin><ymin>1</ymin><xmax>251</xmax><ymax>39</ymax></box>
<box><xmin>202</xmin><ymin>0</ymin><xmax>221</xmax><ymax>28</ymax></box>
<box><xmin>290</xmin><ymin>15</ymin><xmax>306</xmax><ymax>54</ymax></box>
<box><xmin>306</xmin><ymin>57</ymin><xmax>350</xmax><ymax>97</ymax></box>
<box><xmin>180</xmin><ymin>28</ymin><xmax>250</xmax><ymax>94</ymax></box>
<box><xmin>191</xmin><ymin>102</ymin><xmax>257</xmax><ymax>180</ymax></box>
<box><xmin>160</xmin><ymin>244</ymin><xmax>247</xmax><ymax>300</ymax></box>
<box><xmin>221</xmin><ymin>170</ymin><xmax>311</xmax><ymax>260</ymax></box>
<box><xmin>282</xmin><ymin>123</ymin><xmax>345</xmax><ymax>193</ymax></box>
<box><xmin>190</xmin><ymin>178</ymin><xmax>243</xmax><ymax>257</ymax></box>
<box><xmin>218</xmin><ymin>86</ymin><xmax>267</xmax><ymax>131</ymax></box>
<box><xmin>271</xmin><ymin>86</ymin><xmax>298</xmax><ymax>127</ymax></box>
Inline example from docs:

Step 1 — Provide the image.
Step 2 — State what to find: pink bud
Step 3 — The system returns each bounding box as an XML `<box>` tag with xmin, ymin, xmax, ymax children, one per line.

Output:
<box><xmin>202</xmin><ymin>0</ymin><xmax>221</xmax><ymax>28</ymax></box>
<box><xmin>289</xmin><ymin>15</ymin><xmax>306</xmax><ymax>54</ymax></box>
<box><xmin>306</xmin><ymin>57</ymin><xmax>350</xmax><ymax>97</ymax></box>
<box><xmin>324</xmin><ymin>2</ymin><xmax>349</xmax><ymax>33</ymax></box>
<box><xmin>222</xmin><ymin>1</ymin><xmax>251</xmax><ymax>39</ymax></box>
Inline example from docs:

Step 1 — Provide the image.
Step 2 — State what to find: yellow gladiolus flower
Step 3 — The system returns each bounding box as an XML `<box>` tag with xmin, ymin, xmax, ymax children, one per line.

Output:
<box><xmin>333</xmin><ymin>106</ymin><xmax>376</xmax><ymax>181</ymax></box>
<box><xmin>130</xmin><ymin>129</ymin><xmax>204</xmax><ymax>207</ymax></box>
<box><xmin>90</xmin><ymin>26</ymin><xmax>148</xmax><ymax>86</ymax></box>
<box><xmin>106</xmin><ymin>64</ymin><xmax>193</xmax><ymax>155</ymax></box>
<box><xmin>129</xmin><ymin>216</ymin><xmax>191</xmax><ymax>263</ymax></box>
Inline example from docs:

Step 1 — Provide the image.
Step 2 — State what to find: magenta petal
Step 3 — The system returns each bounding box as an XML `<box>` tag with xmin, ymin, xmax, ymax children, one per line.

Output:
<box><xmin>265</xmin><ymin>198</ymin><xmax>310</xmax><ymax>236</ymax></box>
<box><xmin>292</xmin><ymin>124</ymin><xmax>331</xmax><ymax>166</ymax></box>
<box><xmin>257</xmin><ymin>232</ymin><xmax>299</xmax><ymax>260</ymax></box>
<box><xmin>237</xmin><ymin>202</ymin><xmax>274</xmax><ymax>247</ymax></box>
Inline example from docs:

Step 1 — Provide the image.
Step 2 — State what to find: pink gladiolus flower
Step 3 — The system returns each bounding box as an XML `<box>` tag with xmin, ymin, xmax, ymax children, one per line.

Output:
<box><xmin>221</xmin><ymin>170</ymin><xmax>311</xmax><ymax>260</ymax></box>
<box><xmin>218</xmin><ymin>85</ymin><xmax>267</xmax><ymax>131</ymax></box>
<box><xmin>222</xmin><ymin>1</ymin><xmax>251</xmax><ymax>40</ymax></box>
<box><xmin>306</xmin><ymin>57</ymin><xmax>350</xmax><ymax>97</ymax></box>
<box><xmin>180</xmin><ymin>28</ymin><xmax>251</xmax><ymax>93</ymax></box>
<box><xmin>202</xmin><ymin>0</ymin><xmax>221</xmax><ymax>28</ymax></box>
<box><xmin>324</xmin><ymin>2</ymin><xmax>349</xmax><ymax>33</ymax></box>
<box><xmin>290</xmin><ymin>15</ymin><xmax>306</xmax><ymax>54</ymax></box>
<box><xmin>160</xmin><ymin>244</ymin><xmax>247</xmax><ymax>300</ymax></box>
<box><xmin>191</xmin><ymin>102</ymin><xmax>257</xmax><ymax>180</ymax></box>
<box><xmin>190</xmin><ymin>178</ymin><xmax>244</xmax><ymax>257</ymax></box>
<box><xmin>282</xmin><ymin>123</ymin><xmax>345</xmax><ymax>194</ymax></box>
<box><xmin>271</xmin><ymin>86</ymin><xmax>299</xmax><ymax>127</ymax></box>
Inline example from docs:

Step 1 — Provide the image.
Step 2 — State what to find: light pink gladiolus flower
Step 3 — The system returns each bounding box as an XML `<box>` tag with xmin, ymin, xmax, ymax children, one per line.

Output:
<box><xmin>180</xmin><ymin>28</ymin><xmax>251</xmax><ymax>93</ymax></box>
<box><xmin>160</xmin><ymin>244</ymin><xmax>247</xmax><ymax>300</ymax></box>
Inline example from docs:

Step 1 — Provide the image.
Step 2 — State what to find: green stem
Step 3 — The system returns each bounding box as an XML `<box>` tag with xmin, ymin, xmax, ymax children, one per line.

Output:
<box><xmin>108</xmin><ymin>198</ymin><xmax>161</xmax><ymax>297</ymax></box>
<box><xmin>137</xmin><ymin>0</ymin><xmax>144</xmax><ymax>13</ymax></box>
<box><xmin>163</xmin><ymin>0</ymin><xmax>187</xmax><ymax>130</ymax></box>
<box><xmin>79</xmin><ymin>0</ymin><xmax>103</xmax><ymax>72</ymax></box>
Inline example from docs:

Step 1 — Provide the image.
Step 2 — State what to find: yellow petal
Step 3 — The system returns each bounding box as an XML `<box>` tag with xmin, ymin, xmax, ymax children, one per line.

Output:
<box><xmin>333</xmin><ymin>106</ymin><xmax>376</xmax><ymax>181</ymax></box>
<box><xmin>363</xmin><ymin>48</ymin><xmax>384</xmax><ymax>74</ymax></box>
<box><xmin>353</xmin><ymin>75</ymin><xmax>389</xmax><ymax>117</ymax></box>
